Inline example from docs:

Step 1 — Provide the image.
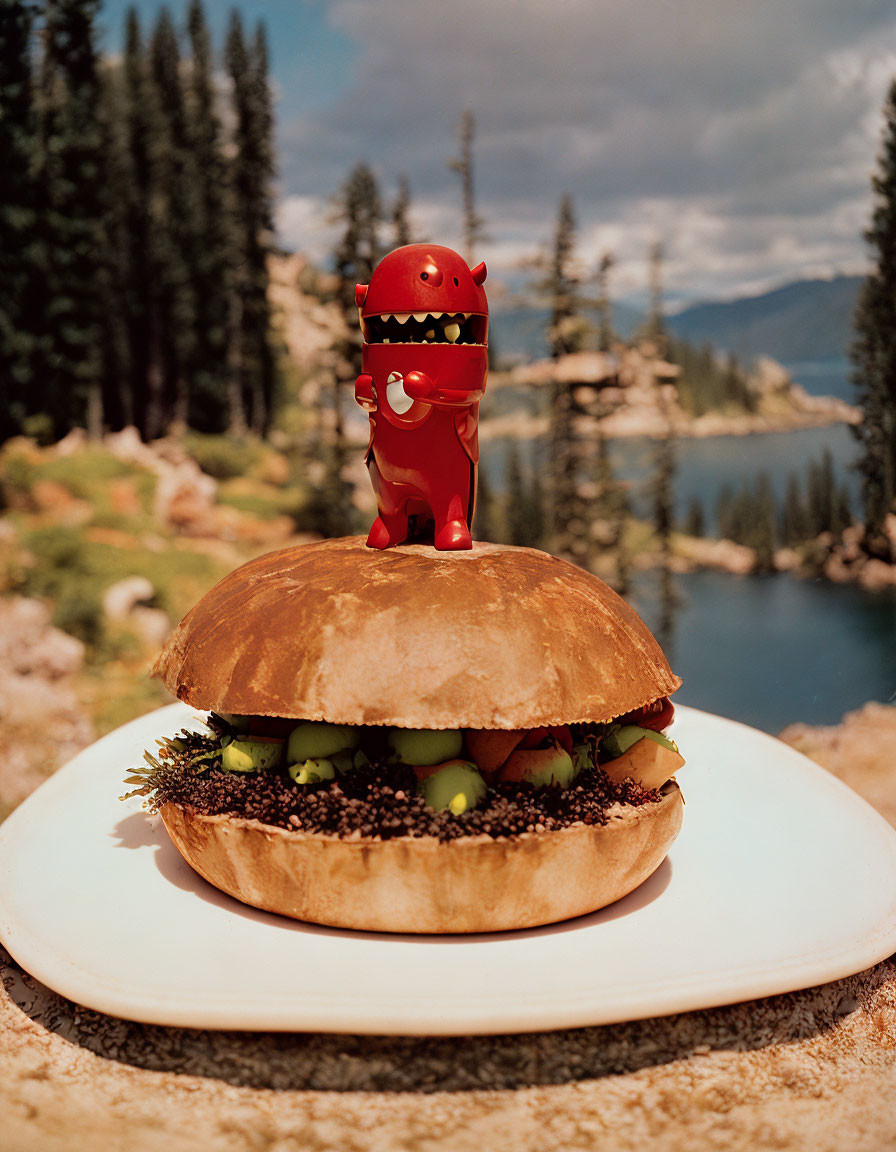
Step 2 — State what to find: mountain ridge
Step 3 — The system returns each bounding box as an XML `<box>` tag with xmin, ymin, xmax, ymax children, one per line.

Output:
<box><xmin>668</xmin><ymin>275</ymin><xmax>862</xmax><ymax>363</ymax></box>
<box><xmin>489</xmin><ymin>274</ymin><xmax>863</xmax><ymax>366</ymax></box>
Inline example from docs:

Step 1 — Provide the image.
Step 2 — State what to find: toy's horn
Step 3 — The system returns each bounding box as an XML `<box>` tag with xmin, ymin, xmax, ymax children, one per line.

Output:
<box><xmin>354</xmin><ymin>283</ymin><xmax>368</xmax><ymax>307</ymax></box>
<box><xmin>470</xmin><ymin>262</ymin><xmax>487</xmax><ymax>286</ymax></box>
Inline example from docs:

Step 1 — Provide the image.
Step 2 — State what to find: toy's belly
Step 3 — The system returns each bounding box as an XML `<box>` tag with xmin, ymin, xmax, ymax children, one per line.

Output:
<box><xmin>371</xmin><ymin>410</ymin><xmax>471</xmax><ymax>486</ymax></box>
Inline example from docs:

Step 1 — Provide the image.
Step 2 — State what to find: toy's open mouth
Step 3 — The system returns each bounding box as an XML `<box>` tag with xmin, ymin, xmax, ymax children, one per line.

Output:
<box><xmin>362</xmin><ymin>312</ymin><xmax>487</xmax><ymax>347</ymax></box>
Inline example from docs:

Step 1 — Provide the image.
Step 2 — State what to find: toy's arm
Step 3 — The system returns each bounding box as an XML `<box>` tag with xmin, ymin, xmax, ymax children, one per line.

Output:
<box><xmin>355</xmin><ymin>373</ymin><xmax>377</xmax><ymax>412</ymax></box>
<box><xmin>404</xmin><ymin>371</ymin><xmax>483</xmax><ymax>409</ymax></box>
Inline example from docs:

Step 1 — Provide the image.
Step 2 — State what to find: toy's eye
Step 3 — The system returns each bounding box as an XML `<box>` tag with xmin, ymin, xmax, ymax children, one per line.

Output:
<box><xmin>420</xmin><ymin>260</ymin><xmax>443</xmax><ymax>286</ymax></box>
<box><xmin>453</xmin><ymin>277</ymin><xmax>459</xmax><ymax>286</ymax></box>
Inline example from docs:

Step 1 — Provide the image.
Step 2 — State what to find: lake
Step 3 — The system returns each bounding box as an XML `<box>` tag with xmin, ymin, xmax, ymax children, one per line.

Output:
<box><xmin>483</xmin><ymin>357</ymin><xmax>896</xmax><ymax>733</ymax></box>
<box><xmin>608</xmin><ymin>423</ymin><xmax>860</xmax><ymax>530</ymax></box>
<box><xmin>784</xmin><ymin>357</ymin><xmax>853</xmax><ymax>403</ymax></box>
<box><xmin>629</xmin><ymin>569</ymin><xmax>896</xmax><ymax>734</ymax></box>
<box><xmin>618</xmin><ymin>358</ymin><xmax>893</xmax><ymax>733</ymax></box>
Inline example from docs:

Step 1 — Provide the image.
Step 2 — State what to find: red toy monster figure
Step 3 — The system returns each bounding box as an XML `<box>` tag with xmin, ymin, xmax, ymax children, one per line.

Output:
<box><xmin>354</xmin><ymin>243</ymin><xmax>488</xmax><ymax>550</ymax></box>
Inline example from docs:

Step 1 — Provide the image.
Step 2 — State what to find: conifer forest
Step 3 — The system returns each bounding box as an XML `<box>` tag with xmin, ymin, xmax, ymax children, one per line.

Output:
<box><xmin>1</xmin><ymin>0</ymin><xmax>277</xmax><ymax>443</ymax></box>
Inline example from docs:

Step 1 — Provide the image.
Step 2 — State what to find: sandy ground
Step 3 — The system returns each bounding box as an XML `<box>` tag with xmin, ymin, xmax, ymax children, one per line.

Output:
<box><xmin>2</xmin><ymin>703</ymin><xmax>895</xmax><ymax>1151</ymax></box>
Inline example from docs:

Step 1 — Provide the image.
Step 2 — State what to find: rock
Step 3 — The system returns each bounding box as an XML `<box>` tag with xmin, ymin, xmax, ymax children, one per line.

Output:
<box><xmin>773</xmin><ymin>547</ymin><xmax>801</xmax><ymax>572</ymax></box>
<box><xmin>108</xmin><ymin>477</ymin><xmax>143</xmax><ymax>518</ymax></box>
<box><xmin>104</xmin><ymin>425</ymin><xmax>154</xmax><ymax>468</ymax></box>
<box><xmin>101</xmin><ymin>576</ymin><xmax>171</xmax><ymax>649</ymax></box>
<box><xmin>0</xmin><ymin>597</ymin><xmax>93</xmax><ymax>817</ymax></box>
<box><xmin>0</xmin><ymin>598</ymin><xmax>84</xmax><ymax>679</ymax></box>
<box><xmin>858</xmin><ymin>558</ymin><xmax>896</xmax><ymax>592</ymax></box>
<box><xmin>884</xmin><ymin>514</ymin><xmax>896</xmax><ymax>559</ymax></box>
<box><xmin>267</xmin><ymin>251</ymin><xmax>346</xmax><ymax>373</ymax></box>
<box><xmin>51</xmin><ymin>427</ymin><xmax>88</xmax><ymax>457</ymax></box>
<box><xmin>748</xmin><ymin>355</ymin><xmax>792</xmax><ymax>395</ymax></box>
<box><xmin>31</xmin><ymin>479</ymin><xmax>91</xmax><ymax>526</ymax></box>
<box><xmin>259</xmin><ymin>451</ymin><xmax>291</xmax><ymax>487</ymax></box>
<box><xmin>823</xmin><ymin>552</ymin><xmax>856</xmax><ymax>584</ymax></box>
<box><xmin>780</xmin><ymin>701</ymin><xmax>896</xmax><ymax>828</ymax></box>
<box><xmin>152</xmin><ymin>462</ymin><xmax>218</xmax><ymax>534</ymax></box>
<box><xmin>130</xmin><ymin>605</ymin><xmax>172</xmax><ymax>650</ymax></box>
<box><xmin>102</xmin><ymin>577</ymin><xmax>156</xmax><ymax>622</ymax></box>
<box><xmin>676</xmin><ymin>536</ymin><xmax>757</xmax><ymax>575</ymax></box>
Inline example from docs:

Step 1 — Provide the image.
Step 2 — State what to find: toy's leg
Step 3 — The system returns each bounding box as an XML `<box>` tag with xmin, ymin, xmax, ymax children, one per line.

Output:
<box><xmin>366</xmin><ymin>461</ymin><xmax>411</xmax><ymax>549</ymax></box>
<box><xmin>432</xmin><ymin>491</ymin><xmax>473</xmax><ymax>551</ymax></box>
<box><xmin>367</xmin><ymin>509</ymin><xmax>410</xmax><ymax>549</ymax></box>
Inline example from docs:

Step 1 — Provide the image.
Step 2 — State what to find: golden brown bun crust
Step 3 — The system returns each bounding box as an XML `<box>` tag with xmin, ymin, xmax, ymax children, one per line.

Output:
<box><xmin>152</xmin><ymin>537</ymin><xmax>680</xmax><ymax>730</ymax></box>
<box><xmin>160</xmin><ymin>782</ymin><xmax>683</xmax><ymax>933</ymax></box>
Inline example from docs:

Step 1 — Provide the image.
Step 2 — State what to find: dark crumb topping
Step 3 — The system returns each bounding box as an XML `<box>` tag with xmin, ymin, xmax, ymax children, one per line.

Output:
<box><xmin>128</xmin><ymin>723</ymin><xmax>662</xmax><ymax>844</ymax></box>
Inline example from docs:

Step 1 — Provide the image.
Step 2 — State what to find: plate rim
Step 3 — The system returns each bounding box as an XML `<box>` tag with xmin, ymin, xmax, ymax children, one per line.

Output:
<box><xmin>2</xmin><ymin>702</ymin><xmax>896</xmax><ymax>1036</ymax></box>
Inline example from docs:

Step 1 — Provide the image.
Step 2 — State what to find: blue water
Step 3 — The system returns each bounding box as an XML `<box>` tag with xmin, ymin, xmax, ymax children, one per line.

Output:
<box><xmin>785</xmin><ymin>357</ymin><xmax>853</xmax><ymax>403</ymax></box>
<box><xmin>605</xmin><ymin>355</ymin><xmax>860</xmax><ymax>525</ymax></box>
<box><xmin>608</xmin><ymin>424</ymin><xmax>860</xmax><ymax>529</ymax></box>
<box><xmin>629</xmin><ymin>570</ymin><xmax>896</xmax><ymax>733</ymax></box>
<box><xmin>483</xmin><ymin>358</ymin><xmax>893</xmax><ymax>732</ymax></box>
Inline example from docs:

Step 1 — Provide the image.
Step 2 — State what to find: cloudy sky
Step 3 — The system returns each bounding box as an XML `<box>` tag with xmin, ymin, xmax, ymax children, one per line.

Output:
<box><xmin>102</xmin><ymin>0</ymin><xmax>896</xmax><ymax>308</ymax></box>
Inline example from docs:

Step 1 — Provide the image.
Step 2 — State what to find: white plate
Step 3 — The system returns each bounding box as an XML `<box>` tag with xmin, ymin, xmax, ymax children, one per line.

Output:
<box><xmin>1</xmin><ymin>704</ymin><xmax>895</xmax><ymax>1036</ymax></box>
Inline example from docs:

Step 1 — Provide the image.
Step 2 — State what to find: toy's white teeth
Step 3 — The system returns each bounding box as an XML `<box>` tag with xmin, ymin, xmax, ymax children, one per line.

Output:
<box><xmin>380</xmin><ymin>311</ymin><xmax>471</xmax><ymax>325</ymax></box>
<box><xmin>365</xmin><ymin>311</ymin><xmax>484</xmax><ymax>346</ymax></box>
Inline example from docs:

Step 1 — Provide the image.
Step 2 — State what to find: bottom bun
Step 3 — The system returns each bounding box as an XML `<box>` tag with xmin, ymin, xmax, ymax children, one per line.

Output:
<box><xmin>160</xmin><ymin>781</ymin><xmax>684</xmax><ymax>934</ymax></box>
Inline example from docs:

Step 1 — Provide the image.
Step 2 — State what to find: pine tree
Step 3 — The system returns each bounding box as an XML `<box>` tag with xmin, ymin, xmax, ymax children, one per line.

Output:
<box><xmin>226</xmin><ymin>11</ymin><xmax>278</xmax><ymax>435</ymax></box>
<box><xmin>505</xmin><ymin>440</ymin><xmax>528</xmax><ymax>546</ymax></box>
<box><xmin>752</xmin><ymin>472</ymin><xmax>777</xmax><ymax>571</ymax></box>
<box><xmin>683</xmin><ymin>496</ymin><xmax>704</xmax><ymax>538</ymax></box>
<box><xmin>596</xmin><ymin>251</ymin><xmax>614</xmax><ymax>353</ymax></box>
<box><xmin>392</xmin><ymin>174</ymin><xmax>412</xmax><ymax>248</ymax></box>
<box><xmin>852</xmin><ymin>77</ymin><xmax>896</xmax><ymax>552</ymax></box>
<box><xmin>716</xmin><ymin>484</ymin><xmax>735</xmax><ymax>540</ymax></box>
<box><xmin>543</xmin><ymin>194</ymin><xmax>588</xmax><ymax>562</ymax></box>
<box><xmin>37</xmin><ymin>0</ymin><xmax>110</xmax><ymax>437</ymax></box>
<box><xmin>642</xmin><ymin>239</ymin><xmax>667</xmax><ymax>355</ymax></box>
<box><xmin>248</xmin><ymin>20</ymin><xmax>279</xmax><ymax>430</ymax></box>
<box><xmin>472</xmin><ymin>461</ymin><xmax>496</xmax><ymax>543</ymax></box>
<box><xmin>448</xmin><ymin>109</ymin><xmax>484</xmax><ymax>265</ymax></box>
<box><xmin>547</xmin><ymin>194</ymin><xmax>581</xmax><ymax>360</ymax></box>
<box><xmin>781</xmin><ymin>473</ymin><xmax>810</xmax><ymax>545</ymax></box>
<box><xmin>524</xmin><ymin>464</ymin><xmax>547</xmax><ymax>551</ymax></box>
<box><xmin>185</xmin><ymin>0</ymin><xmax>231</xmax><ymax>432</ymax></box>
<box><xmin>95</xmin><ymin>58</ymin><xmax>135</xmax><ymax>430</ymax></box>
<box><xmin>807</xmin><ymin>450</ymin><xmax>834</xmax><ymax>537</ymax></box>
<box><xmin>150</xmin><ymin>6</ymin><xmax>198</xmax><ymax>431</ymax></box>
<box><xmin>0</xmin><ymin>0</ymin><xmax>40</xmax><ymax>439</ymax></box>
<box><xmin>650</xmin><ymin>425</ymin><xmax>676</xmax><ymax>558</ymax></box>
<box><xmin>834</xmin><ymin>483</ymin><xmax>853</xmax><ymax>536</ymax></box>
<box><xmin>121</xmin><ymin>6</ymin><xmax>166</xmax><ymax>438</ymax></box>
<box><xmin>333</xmin><ymin>162</ymin><xmax>381</xmax><ymax>389</ymax></box>
<box><xmin>323</xmin><ymin>161</ymin><xmax>381</xmax><ymax>529</ymax></box>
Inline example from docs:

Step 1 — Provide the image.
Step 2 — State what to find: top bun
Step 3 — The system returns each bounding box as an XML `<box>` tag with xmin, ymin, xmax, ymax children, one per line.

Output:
<box><xmin>152</xmin><ymin>537</ymin><xmax>681</xmax><ymax>730</ymax></box>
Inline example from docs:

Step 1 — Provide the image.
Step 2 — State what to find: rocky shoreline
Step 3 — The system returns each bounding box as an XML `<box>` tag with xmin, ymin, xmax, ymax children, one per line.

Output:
<box><xmin>488</xmin><ymin>349</ymin><xmax>859</xmax><ymax>440</ymax></box>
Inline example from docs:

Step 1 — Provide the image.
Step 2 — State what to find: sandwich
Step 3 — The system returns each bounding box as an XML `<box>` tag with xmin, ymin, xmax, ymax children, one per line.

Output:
<box><xmin>130</xmin><ymin>535</ymin><xmax>685</xmax><ymax>933</ymax></box>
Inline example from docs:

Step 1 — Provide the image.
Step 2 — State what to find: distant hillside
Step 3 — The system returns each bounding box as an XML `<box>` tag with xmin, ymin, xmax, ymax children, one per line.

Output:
<box><xmin>490</xmin><ymin>276</ymin><xmax>863</xmax><ymax>368</ymax></box>
<box><xmin>667</xmin><ymin>276</ymin><xmax>863</xmax><ymax>363</ymax></box>
<box><xmin>489</xmin><ymin>301</ymin><xmax>643</xmax><ymax>365</ymax></box>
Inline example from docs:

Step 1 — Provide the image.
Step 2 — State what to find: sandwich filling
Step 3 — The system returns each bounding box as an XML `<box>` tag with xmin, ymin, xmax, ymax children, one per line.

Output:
<box><xmin>126</xmin><ymin>700</ymin><xmax>683</xmax><ymax>843</ymax></box>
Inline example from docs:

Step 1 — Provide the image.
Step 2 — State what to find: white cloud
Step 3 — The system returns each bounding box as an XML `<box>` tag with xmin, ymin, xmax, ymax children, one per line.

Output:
<box><xmin>275</xmin><ymin>1</ymin><xmax>896</xmax><ymax>301</ymax></box>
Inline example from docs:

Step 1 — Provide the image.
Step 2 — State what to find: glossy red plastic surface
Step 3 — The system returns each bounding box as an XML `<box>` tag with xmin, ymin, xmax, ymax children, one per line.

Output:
<box><xmin>354</xmin><ymin>244</ymin><xmax>489</xmax><ymax>550</ymax></box>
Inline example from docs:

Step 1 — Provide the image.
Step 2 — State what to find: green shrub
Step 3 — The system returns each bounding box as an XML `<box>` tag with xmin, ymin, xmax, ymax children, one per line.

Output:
<box><xmin>184</xmin><ymin>433</ymin><xmax>265</xmax><ymax>480</ymax></box>
<box><xmin>53</xmin><ymin>582</ymin><xmax>105</xmax><ymax>649</ymax></box>
<box><xmin>0</xmin><ymin>449</ymin><xmax>37</xmax><ymax>498</ymax></box>
<box><xmin>40</xmin><ymin>448</ymin><xmax>133</xmax><ymax>497</ymax></box>
<box><xmin>17</xmin><ymin>527</ymin><xmax>106</xmax><ymax>647</ymax></box>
